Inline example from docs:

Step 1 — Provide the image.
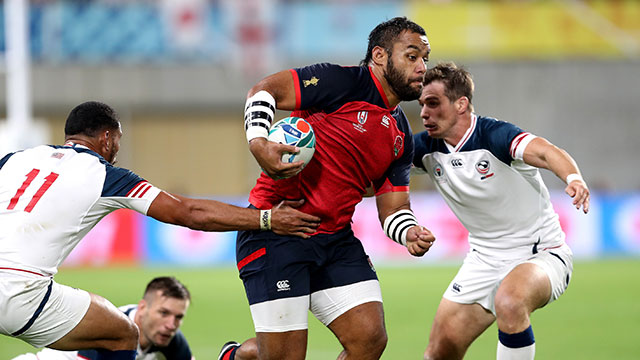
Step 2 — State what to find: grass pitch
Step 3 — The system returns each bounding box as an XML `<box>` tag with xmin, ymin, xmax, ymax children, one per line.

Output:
<box><xmin>1</xmin><ymin>259</ymin><xmax>638</xmax><ymax>359</ymax></box>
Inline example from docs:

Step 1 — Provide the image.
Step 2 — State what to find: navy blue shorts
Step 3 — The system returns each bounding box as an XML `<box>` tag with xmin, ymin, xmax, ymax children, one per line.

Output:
<box><xmin>236</xmin><ymin>225</ymin><xmax>378</xmax><ymax>305</ymax></box>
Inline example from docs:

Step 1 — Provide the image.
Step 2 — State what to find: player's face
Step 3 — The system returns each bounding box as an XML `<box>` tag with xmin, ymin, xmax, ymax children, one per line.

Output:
<box><xmin>385</xmin><ymin>30</ymin><xmax>430</xmax><ymax>101</ymax></box>
<box><xmin>138</xmin><ymin>292</ymin><xmax>189</xmax><ymax>348</ymax></box>
<box><xmin>419</xmin><ymin>81</ymin><xmax>459</xmax><ymax>139</ymax></box>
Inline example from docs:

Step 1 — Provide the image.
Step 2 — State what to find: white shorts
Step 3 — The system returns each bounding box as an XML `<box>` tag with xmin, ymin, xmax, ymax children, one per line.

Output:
<box><xmin>0</xmin><ymin>271</ymin><xmax>91</xmax><ymax>347</ymax></box>
<box><xmin>249</xmin><ymin>279</ymin><xmax>383</xmax><ymax>332</ymax></box>
<box><xmin>443</xmin><ymin>244</ymin><xmax>573</xmax><ymax>315</ymax></box>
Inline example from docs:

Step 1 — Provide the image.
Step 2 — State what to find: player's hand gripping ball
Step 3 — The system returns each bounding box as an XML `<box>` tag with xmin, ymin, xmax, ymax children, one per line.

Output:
<box><xmin>268</xmin><ymin>117</ymin><xmax>316</xmax><ymax>169</ymax></box>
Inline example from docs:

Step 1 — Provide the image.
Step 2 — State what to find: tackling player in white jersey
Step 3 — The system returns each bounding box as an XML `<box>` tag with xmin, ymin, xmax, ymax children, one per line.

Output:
<box><xmin>412</xmin><ymin>62</ymin><xmax>590</xmax><ymax>360</ymax></box>
<box><xmin>0</xmin><ymin>101</ymin><xmax>320</xmax><ymax>360</ymax></box>
<box><xmin>12</xmin><ymin>276</ymin><xmax>194</xmax><ymax>360</ymax></box>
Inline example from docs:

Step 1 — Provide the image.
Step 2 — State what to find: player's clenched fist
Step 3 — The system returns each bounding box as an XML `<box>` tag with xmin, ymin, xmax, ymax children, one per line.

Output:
<box><xmin>406</xmin><ymin>225</ymin><xmax>435</xmax><ymax>257</ymax></box>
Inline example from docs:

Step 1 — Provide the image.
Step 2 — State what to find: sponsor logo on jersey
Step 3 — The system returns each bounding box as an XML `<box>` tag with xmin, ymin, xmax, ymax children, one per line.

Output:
<box><xmin>393</xmin><ymin>136</ymin><xmax>403</xmax><ymax>157</ymax></box>
<box><xmin>451</xmin><ymin>158</ymin><xmax>463</xmax><ymax>168</ymax></box>
<box><xmin>452</xmin><ymin>282</ymin><xmax>462</xmax><ymax>293</ymax></box>
<box><xmin>381</xmin><ymin>115</ymin><xmax>391</xmax><ymax>128</ymax></box>
<box><xmin>475</xmin><ymin>160</ymin><xmax>494</xmax><ymax>180</ymax></box>
<box><xmin>303</xmin><ymin>76</ymin><xmax>319</xmax><ymax>87</ymax></box>
<box><xmin>276</xmin><ymin>280</ymin><xmax>290</xmax><ymax>292</ymax></box>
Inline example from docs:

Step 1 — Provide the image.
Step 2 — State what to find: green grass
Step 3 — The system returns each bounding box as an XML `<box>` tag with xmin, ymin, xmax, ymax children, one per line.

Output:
<box><xmin>1</xmin><ymin>259</ymin><xmax>639</xmax><ymax>359</ymax></box>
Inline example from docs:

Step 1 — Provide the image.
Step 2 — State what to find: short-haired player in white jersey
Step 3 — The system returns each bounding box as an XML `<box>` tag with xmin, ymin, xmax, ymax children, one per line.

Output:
<box><xmin>412</xmin><ymin>62</ymin><xmax>590</xmax><ymax>360</ymax></box>
<box><xmin>0</xmin><ymin>101</ymin><xmax>320</xmax><ymax>360</ymax></box>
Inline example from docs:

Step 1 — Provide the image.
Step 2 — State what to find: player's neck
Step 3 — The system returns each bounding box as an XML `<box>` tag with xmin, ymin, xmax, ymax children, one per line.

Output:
<box><xmin>369</xmin><ymin>64</ymin><xmax>401</xmax><ymax>108</ymax></box>
<box><xmin>64</xmin><ymin>136</ymin><xmax>99</xmax><ymax>153</ymax></box>
<box><xmin>444</xmin><ymin>114</ymin><xmax>473</xmax><ymax>146</ymax></box>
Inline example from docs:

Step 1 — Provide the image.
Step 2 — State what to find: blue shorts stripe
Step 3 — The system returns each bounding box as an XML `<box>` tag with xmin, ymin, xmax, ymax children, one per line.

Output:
<box><xmin>12</xmin><ymin>279</ymin><xmax>53</xmax><ymax>336</ymax></box>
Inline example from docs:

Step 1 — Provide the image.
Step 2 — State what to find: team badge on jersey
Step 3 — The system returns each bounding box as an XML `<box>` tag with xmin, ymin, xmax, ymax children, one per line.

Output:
<box><xmin>433</xmin><ymin>163</ymin><xmax>444</xmax><ymax>178</ymax></box>
<box><xmin>393</xmin><ymin>136</ymin><xmax>403</xmax><ymax>157</ymax></box>
<box><xmin>353</xmin><ymin>111</ymin><xmax>368</xmax><ymax>133</ymax></box>
<box><xmin>475</xmin><ymin>160</ymin><xmax>494</xmax><ymax>180</ymax></box>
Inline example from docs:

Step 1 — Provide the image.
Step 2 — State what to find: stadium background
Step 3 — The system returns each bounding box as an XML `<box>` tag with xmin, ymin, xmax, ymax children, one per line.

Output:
<box><xmin>0</xmin><ymin>0</ymin><xmax>639</xmax><ymax>359</ymax></box>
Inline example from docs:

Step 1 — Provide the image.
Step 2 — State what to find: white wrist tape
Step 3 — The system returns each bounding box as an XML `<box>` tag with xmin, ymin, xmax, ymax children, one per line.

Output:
<box><xmin>566</xmin><ymin>173</ymin><xmax>583</xmax><ymax>184</ymax></box>
<box><xmin>245</xmin><ymin>90</ymin><xmax>276</xmax><ymax>143</ymax></box>
<box><xmin>260</xmin><ymin>209</ymin><xmax>272</xmax><ymax>231</ymax></box>
<box><xmin>383</xmin><ymin>209</ymin><xmax>419</xmax><ymax>247</ymax></box>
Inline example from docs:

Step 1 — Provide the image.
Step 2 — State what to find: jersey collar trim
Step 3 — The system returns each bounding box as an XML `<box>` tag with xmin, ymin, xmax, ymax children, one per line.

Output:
<box><xmin>449</xmin><ymin>113</ymin><xmax>477</xmax><ymax>153</ymax></box>
<box><xmin>368</xmin><ymin>66</ymin><xmax>391</xmax><ymax>109</ymax></box>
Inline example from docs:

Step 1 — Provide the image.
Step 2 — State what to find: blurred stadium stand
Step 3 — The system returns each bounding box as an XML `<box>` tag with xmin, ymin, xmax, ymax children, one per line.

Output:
<box><xmin>0</xmin><ymin>0</ymin><xmax>639</xmax><ymax>265</ymax></box>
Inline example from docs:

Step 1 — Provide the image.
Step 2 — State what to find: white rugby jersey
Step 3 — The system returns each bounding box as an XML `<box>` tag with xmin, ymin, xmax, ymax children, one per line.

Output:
<box><xmin>413</xmin><ymin>114</ymin><xmax>565</xmax><ymax>257</ymax></box>
<box><xmin>0</xmin><ymin>143</ymin><xmax>161</xmax><ymax>276</ymax></box>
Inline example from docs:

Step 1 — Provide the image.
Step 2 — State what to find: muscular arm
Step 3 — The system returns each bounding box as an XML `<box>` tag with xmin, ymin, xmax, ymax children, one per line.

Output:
<box><xmin>522</xmin><ymin>137</ymin><xmax>590</xmax><ymax>213</ymax></box>
<box><xmin>375</xmin><ymin>191</ymin><xmax>435</xmax><ymax>257</ymax></box>
<box><xmin>146</xmin><ymin>191</ymin><xmax>320</xmax><ymax>237</ymax></box>
<box><xmin>247</xmin><ymin>70</ymin><xmax>297</xmax><ymax>110</ymax></box>
<box><xmin>246</xmin><ymin>70</ymin><xmax>305</xmax><ymax>179</ymax></box>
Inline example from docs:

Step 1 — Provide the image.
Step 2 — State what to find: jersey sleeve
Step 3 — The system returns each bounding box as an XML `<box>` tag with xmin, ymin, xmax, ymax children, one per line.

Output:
<box><xmin>373</xmin><ymin>109</ymin><xmax>413</xmax><ymax>195</ymax></box>
<box><xmin>412</xmin><ymin>132</ymin><xmax>430</xmax><ymax>171</ymax></box>
<box><xmin>291</xmin><ymin>63</ymin><xmax>363</xmax><ymax>112</ymax></box>
<box><xmin>99</xmin><ymin>165</ymin><xmax>162</xmax><ymax>215</ymax></box>
<box><xmin>485</xmin><ymin>120</ymin><xmax>537</xmax><ymax>164</ymax></box>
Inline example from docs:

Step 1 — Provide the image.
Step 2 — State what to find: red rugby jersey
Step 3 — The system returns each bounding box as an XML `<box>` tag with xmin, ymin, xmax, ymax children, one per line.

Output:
<box><xmin>249</xmin><ymin>63</ymin><xmax>414</xmax><ymax>233</ymax></box>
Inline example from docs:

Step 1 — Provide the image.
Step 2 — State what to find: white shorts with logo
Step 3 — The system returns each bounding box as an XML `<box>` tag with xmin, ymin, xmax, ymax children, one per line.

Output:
<box><xmin>0</xmin><ymin>271</ymin><xmax>91</xmax><ymax>347</ymax></box>
<box><xmin>443</xmin><ymin>243</ymin><xmax>573</xmax><ymax>315</ymax></box>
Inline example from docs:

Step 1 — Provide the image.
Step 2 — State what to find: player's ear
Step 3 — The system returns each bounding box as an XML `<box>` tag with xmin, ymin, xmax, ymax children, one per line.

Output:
<box><xmin>371</xmin><ymin>46</ymin><xmax>388</xmax><ymax>67</ymax></box>
<box><xmin>138</xmin><ymin>299</ymin><xmax>147</xmax><ymax>311</ymax></box>
<box><xmin>455</xmin><ymin>96</ymin><xmax>469</xmax><ymax>114</ymax></box>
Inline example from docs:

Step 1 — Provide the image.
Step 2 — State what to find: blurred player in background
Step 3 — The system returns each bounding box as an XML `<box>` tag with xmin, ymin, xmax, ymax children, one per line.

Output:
<box><xmin>13</xmin><ymin>276</ymin><xmax>194</xmax><ymax>360</ymax></box>
<box><xmin>0</xmin><ymin>101</ymin><xmax>320</xmax><ymax>360</ymax></box>
<box><xmin>220</xmin><ymin>17</ymin><xmax>435</xmax><ymax>360</ymax></box>
<box><xmin>412</xmin><ymin>62</ymin><xmax>590</xmax><ymax>360</ymax></box>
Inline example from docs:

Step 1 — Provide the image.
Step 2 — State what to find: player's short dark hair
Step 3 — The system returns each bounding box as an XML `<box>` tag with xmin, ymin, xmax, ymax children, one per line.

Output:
<box><xmin>360</xmin><ymin>16</ymin><xmax>426</xmax><ymax>66</ymax></box>
<box><xmin>423</xmin><ymin>62</ymin><xmax>474</xmax><ymax>107</ymax></box>
<box><xmin>64</xmin><ymin>101</ymin><xmax>120</xmax><ymax>137</ymax></box>
<box><xmin>144</xmin><ymin>276</ymin><xmax>191</xmax><ymax>302</ymax></box>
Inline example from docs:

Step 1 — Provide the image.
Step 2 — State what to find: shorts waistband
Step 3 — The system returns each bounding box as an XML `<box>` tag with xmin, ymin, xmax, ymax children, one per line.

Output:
<box><xmin>0</xmin><ymin>267</ymin><xmax>47</xmax><ymax>277</ymax></box>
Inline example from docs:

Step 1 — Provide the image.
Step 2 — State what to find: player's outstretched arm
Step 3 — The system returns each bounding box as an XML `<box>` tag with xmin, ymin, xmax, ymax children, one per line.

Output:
<box><xmin>147</xmin><ymin>191</ymin><xmax>320</xmax><ymax>236</ymax></box>
<box><xmin>376</xmin><ymin>191</ymin><xmax>436</xmax><ymax>257</ymax></box>
<box><xmin>522</xmin><ymin>137</ymin><xmax>590</xmax><ymax>213</ymax></box>
<box><xmin>245</xmin><ymin>70</ymin><xmax>305</xmax><ymax>179</ymax></box>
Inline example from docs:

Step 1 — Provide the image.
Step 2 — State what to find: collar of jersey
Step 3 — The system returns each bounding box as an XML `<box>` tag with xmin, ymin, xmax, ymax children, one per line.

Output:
<box><xmin>445</xmin><ymin>113</ymin><xmax>477</xmax><ymax>153</ymax></box>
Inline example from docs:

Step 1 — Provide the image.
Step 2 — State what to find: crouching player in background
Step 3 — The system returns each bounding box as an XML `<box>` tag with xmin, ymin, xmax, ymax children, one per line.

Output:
<box><xmin>413</xmin><ymin>62</ymin><xmax>590</xmax><ymax>359</ymax></box>
<box><xmin>13</xmin><ymin>276</ymin><xmax>193</xmax><ymax>360</ymax></box>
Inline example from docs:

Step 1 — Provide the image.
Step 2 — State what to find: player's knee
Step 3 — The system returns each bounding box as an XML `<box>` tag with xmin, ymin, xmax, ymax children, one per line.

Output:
<box><xmin>342</xmin><ymin>323</ymin><xmax>387</xmax><ymax>357</ymax></box>
<box><xmin>495</xmin><ymin>293</ymin><xmax>528</xmax><ymax>329</ymax></box>
<box><xmin>424</xmin><ymin>332</ymin><xmax>463</xmax><ymax>360</ymax></box>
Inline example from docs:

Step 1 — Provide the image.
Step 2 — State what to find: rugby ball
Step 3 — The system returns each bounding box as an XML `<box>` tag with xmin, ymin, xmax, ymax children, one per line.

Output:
<box><xmin>268</xmin><ymin>117</ymin><xmax>316</xmax><ymax>168</ymax></box>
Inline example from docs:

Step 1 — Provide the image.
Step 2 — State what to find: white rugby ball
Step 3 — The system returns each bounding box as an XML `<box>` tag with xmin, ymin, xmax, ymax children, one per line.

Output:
<box><xmin>268</xmin><ymin>116</ymin><xmax>316</xmax><ymax>168</ymax></box>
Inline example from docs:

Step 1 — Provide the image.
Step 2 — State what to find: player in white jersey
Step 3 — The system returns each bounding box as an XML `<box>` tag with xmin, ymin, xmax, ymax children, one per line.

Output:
<box><xmin>412</xmin><ymin>63</ymin><xmax>590</xmax><ymax>360</ymax></box>
<box><xmin>12</xmin><ymin>276</ymin><xmax>194</xmax><ymax>360</ymax></box>
<box><xmin>0</xmin><ymin>101</ymin><xmax>321</xmax><ymax>360</ymax></box>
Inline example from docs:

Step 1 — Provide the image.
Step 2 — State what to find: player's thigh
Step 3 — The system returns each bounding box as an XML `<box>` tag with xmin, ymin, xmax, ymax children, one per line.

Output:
<box><xmin>255</xmin><ymin>330</ymin><xmax>308</xmax><ymax>360</ymax></box>
<box><xmin>0</xmin><ymin>276</ymin><xmax>92</xmax><ymax>348</ymax></box>
<box><xmin>428</xmin><ymin>298</ymin><xmax>495</xmax><ymax>351</ymax></box>
<box><xmin>499</xmin><ymin>244</ymin><xmax>573</xmax><ymax>312</ymax></box>
<box><xmin>326</xmin><ymin>299</ymin><xmax>386</xmax><ymax>349</ymax></box>
<box><xmin>49</xmin><ymin>292</ymin><xmax>137</xmax><ymax>351</ymax></box>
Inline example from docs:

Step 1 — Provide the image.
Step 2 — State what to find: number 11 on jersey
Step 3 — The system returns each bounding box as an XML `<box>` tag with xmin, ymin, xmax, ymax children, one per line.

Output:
<box><xmin>7</xmin><ymin>169</ymin><xmax>59</xmax><ymax>213</ymax></box>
